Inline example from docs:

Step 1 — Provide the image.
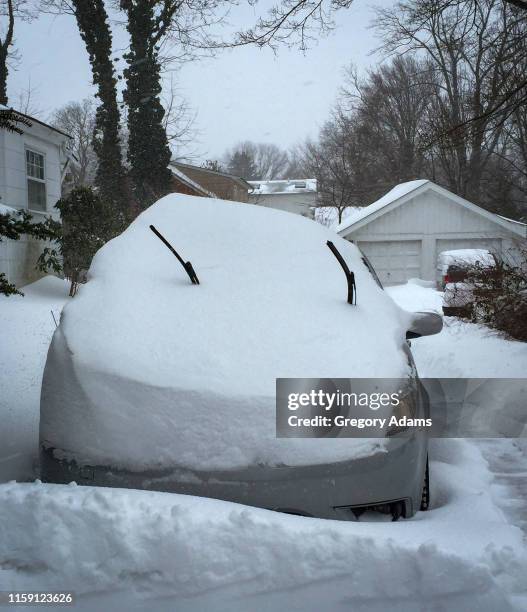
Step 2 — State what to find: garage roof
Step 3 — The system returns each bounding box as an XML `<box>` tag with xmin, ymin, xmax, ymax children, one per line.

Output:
<box><xmin>336</xmin><ymin>180</ymin><xmax>428</xmax><ymax>233</ymax></box>
<box><xmin>336</xmin><ymin>179</ymin><xmax>526</xmax><ymax>239</ymax></box>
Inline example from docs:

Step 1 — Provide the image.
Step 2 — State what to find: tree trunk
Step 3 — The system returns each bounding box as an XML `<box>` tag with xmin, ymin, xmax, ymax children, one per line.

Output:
<box><xmin>0</xmin><ymin>0</ymin><xmax>15</xmax><ymax>106</ymax></box>
<box><xmin>0</xmin><ymin>49</ymin><xmax>8</xmax><ymax>106</ymax></box>
<box><xmin>71</xmin><ymin>0</ymin><xmax>130</xmax><ymax>219</ymax></box>
<box><xmin>121</xmin><ymin>0</ymin><xmax>173</xmax><ymax>209</ymax></box>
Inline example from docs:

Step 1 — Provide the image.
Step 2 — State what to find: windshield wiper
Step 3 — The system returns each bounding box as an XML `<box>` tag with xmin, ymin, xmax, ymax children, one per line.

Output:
<box><xmin>327</xmin><ymin>240</ymin><xmax>356</xmax><ymax>305</ymax></box>
<box><xmin>150</xmin><ymin>224</ymin><xmax>200</xmax><ymax>285</ymax></box>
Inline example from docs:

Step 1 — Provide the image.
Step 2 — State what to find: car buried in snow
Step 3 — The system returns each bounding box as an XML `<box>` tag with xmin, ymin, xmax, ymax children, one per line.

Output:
<box><xmin>40</xmin><ymin>195</ymin><xmax>442</xmax><ymax>521</ymax></box>
<box><xmin>437</xmin><ymin>249</ymin><xmax>498</xmax><ymax>317</ymax></box>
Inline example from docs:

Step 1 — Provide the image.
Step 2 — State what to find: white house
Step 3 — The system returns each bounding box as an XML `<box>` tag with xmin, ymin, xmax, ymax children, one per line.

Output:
<box><xmin>336</xmin><ymin>179</ymin><xmax>527</xmax><ymax>286</ymax></box>
<box><xmin>248</xmin><ymin>179</ymin><xmax>317</xmax><ymax>218</ymax></box>
<box><xmin>0</xmin><ymin>108</ymin><xmax>71</xmax><ymax>288</ymax></box>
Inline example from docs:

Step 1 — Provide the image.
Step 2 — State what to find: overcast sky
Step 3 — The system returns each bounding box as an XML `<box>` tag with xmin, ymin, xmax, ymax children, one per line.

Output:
<box><xmin>8</xmin><ymin>0</ymin><xmax>384</xmax><ymax>161</ymax></box>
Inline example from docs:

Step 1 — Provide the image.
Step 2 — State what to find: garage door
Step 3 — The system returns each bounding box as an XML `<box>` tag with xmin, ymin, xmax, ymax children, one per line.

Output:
<box><xmin>358</xmin><ymin>240</ymin><xmax>422</xmax><ymax>286</ymax></box>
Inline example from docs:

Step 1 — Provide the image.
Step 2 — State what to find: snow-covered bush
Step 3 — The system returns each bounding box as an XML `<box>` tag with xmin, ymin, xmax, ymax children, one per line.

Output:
<box><xmin>468</xmin><ymin>252</ymin><xmax>527</xmax><ymax>341</ymax></box>
<box><xmin>0</xmin><ymin>207</ymin><xmax>61</xmax><ymax>297</ymax></box>
<box><xmin>55</xmin><ymin>187</ymin><xmax>124</xmax><ymax>296</ymax></box>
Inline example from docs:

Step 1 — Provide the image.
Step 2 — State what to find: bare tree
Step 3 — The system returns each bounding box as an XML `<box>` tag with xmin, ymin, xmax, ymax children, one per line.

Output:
<box><xmin>505</xmin><ymin>0</ymin><xmax>527</xmax><ymax>9</ymax></box>
<box><xmin>341</xmin><ymin>57</ymin><xmax>433</xmax><ymax>185</ymax></box>
<box><xmin>42</xmin><ymin>0</ymin><xmax>130</xmax><ymax>215</ymax></box>
<box><xmin>375</xmin><ymin>0</ymin><xmax>527</xmax><ymax>201</ymax></box>
<box><xmin>223</xmin><ymin>141</ymin><xmax>289</xmax><ymax>180</ymax></box>
<box><xmin>0</xmin><ymin>1</ymin><xmax>37</xmax><ymax>105</ymax></box>
<box><xmin>161</xmin><ymin>73</ymin><xmax>198</xmax><ymax>159</ymax></box>
<box><xmin>14</xmin><ymin>76</ymin><xmax>43</xmax><ymax>115</ymax></box>
<box><xmin>52</xmin><ymin>99</ymin><xmax>97</xmax><ymax>190</ymax></box>
<box><xmin>201</xmin><ymin>159</ymin><xmax>224</xmax><ymax>172</ymax></box>
<box><xmin>284</xmin><ymin>147</ymin><xmax>305</xmax><ymax>177</ymax></box>
<box><xmin>231</xmin><ymin>0</ymin><xmax>354</xmax><ymax>51</ymax></box>
<box><xmin>254</xmin><ymin>142</ymin><xmax>290</xmax><ymax>179</ymax></box>
<box><xmin>299</xmin><ymin>113</ymin><xmax>368</xmax><ymax>223</ymax></box>
<box><xmin>297</xmin><ymin>56</ymin><xmax>437</xmax><ymax>223</ymax></box>
<box><xmin>0</xmin><ymin>0</ymin><xmax>14</xmax><ymax>104</ymax></box>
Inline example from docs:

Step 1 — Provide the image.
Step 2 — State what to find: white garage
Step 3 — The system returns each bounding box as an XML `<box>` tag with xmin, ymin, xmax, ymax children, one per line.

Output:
<box><xmin>336</xmin><ymin>180</ymin><xmax>526</xmax><ymax>286</ymax></box>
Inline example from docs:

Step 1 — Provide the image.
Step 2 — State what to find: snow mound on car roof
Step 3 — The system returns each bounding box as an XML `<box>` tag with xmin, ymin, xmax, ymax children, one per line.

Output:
<box><xmin>438</xmin><ymin>249</ymin><xmax>495</xmax><ymax>269</ymax></box>
<box><xmin>41</xmin><ymin>194</ymin><xmax>413</xmax><ymax>470</ymax></box>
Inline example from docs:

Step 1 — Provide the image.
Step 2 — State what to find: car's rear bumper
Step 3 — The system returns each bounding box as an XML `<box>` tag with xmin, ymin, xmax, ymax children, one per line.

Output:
<box><xmin>40</xmin><ymin>433</ymin><xmax>427</xmax><ymax>520</ymax></box>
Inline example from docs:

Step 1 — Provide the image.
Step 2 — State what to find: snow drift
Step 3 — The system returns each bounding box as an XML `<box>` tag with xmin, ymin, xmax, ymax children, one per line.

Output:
<box><xmin>1</xmin><ymin>471</ymin><xmax>524</xmax><ymax>611</ymax></box>
<box><xmin>40</xmin><ymin>194</ymin><xmax>413</xmax><ymax>471</ymax></box>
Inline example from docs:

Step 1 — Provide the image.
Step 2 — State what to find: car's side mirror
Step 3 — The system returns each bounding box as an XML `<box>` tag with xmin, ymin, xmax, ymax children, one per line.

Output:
<box><xmin>406</xmin><ymin>311</ymin><xmax>443</xmax><ymax>339</ymax></box>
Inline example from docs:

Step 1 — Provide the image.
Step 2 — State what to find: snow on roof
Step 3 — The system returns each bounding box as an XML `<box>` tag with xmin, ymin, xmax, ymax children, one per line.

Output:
<box><xmin>337</xmin><ymin>180</ymin><xmax>527</xmax><ymax>236</ymax></box>
<box><xmin>0</xmin><ymin>203</ymin><xmax>18</xmax><ymax>215</ymax></box>
<box><xmin>249</xmin><ymin>179</ymin><xmax>317</xmax><ymax>195</ymax></box>
<box><xmin>336</xmin><ymin>180</ymin><xmax>429</xmax><ymax>233</ymax></box>
<box><xmin>169</xmin><ymin>164</ymin><xmax>217</xmax><ymax>198</ymax></box>
<box><xmin>0</xmin><ymin>105</ymin><xmax>72</xmax><ymax>139</ymax></box>
<box><xmin>497</xmin><ymin>214</ymin><xmax>527</xmax><ymax>227</ymax></box>
<box><xmin>42</xmin><ymin>194</ymin><xmax>413</xmax><ymax>471</ymax></box>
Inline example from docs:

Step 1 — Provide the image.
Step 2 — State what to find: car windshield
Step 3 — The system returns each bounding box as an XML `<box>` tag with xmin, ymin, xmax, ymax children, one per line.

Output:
<box><xmin>360</xmin><ymin>252</ymin><xmax>384</xmax><ymax>289</ymax></box>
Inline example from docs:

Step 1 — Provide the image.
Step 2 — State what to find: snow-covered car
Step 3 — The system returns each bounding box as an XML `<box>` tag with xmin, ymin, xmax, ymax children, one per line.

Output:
<box><xmin>438</xmin><ymin>249</ymin><xmax>497</xmax><ymax>317</ymax></box>
<box><xmin>40</xmin><ymin>195</ymin><xmax>442</xmax><ymax>521</ymax></box>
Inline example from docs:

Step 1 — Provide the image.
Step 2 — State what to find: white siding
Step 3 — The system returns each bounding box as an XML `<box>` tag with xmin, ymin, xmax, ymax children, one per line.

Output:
<box><xmin>2</xmin><ymin>125</ymin><xmax>63</xmax><ymax>215</ymax></box>
<box><xmin>0</xmin><ymin>234</ymin><xmax>45</xmax><ymax>288</ymax></box>
<box><xmin>0</xmin><ymin>129</ymin><xmax>5</xmax><ymax>206</ymax></box>
<box><xmin>0</xmin><ymin>119</ymin><xmax>68</xmax><ymax>288</ymax></box>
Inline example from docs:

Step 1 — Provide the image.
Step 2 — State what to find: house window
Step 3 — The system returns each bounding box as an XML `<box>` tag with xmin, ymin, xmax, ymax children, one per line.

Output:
<box><xmin>26</xmin><ymin>149</ymin><xmax>46</xmax><ymax>211</ymax></box>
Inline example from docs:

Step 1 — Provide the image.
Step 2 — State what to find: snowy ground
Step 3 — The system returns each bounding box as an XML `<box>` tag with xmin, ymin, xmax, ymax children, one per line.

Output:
<box><xmin>1</xmin><ymin>276</ymin><xmax>527</xmax><ymax>610</ymax></box>
<box><xmin>0</xmin><ymin>276</ymin><xmax>70</xmax><ymax>482</ymax></box>
<box><xmin>388</xmin><ymin>279</ymin><xmax>527</xmax><ymax>378</ymax></box>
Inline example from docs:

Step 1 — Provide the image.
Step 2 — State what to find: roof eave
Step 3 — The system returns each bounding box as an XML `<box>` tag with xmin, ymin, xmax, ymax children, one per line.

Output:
<box><xmin>5</xmin><ymin>108</ymin><xmax>73</xmax><ymax>139</ymax></box>
<box><xmin>174</xmin><ymin>161</ymin><xmax>251</xmax><ymax>188</ymax></box>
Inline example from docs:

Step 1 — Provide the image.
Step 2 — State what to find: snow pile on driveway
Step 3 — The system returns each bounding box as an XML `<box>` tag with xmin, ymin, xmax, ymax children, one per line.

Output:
<box><xmin>41</xmin><ymin>194</ymin><xmax>412</xmax><ymax>471</ymax></box>
<box><xmin>387</xmin><ymin>279</ymin><xmax>443</xmax><ymax>314</ymax></box>
<box><xmin>387</xmin><ymin>280</ymin><xmax>527</xmax><ymax>378</ymax></box>
<box><xmin>2</xmin><ymin>274</ymin><xmax>527</xmax><ymax>610</ymax></box>
<box><xmin>1</xmin><ymin>437</ymin><xmax>525</xmax><ymax>611</ymax></box>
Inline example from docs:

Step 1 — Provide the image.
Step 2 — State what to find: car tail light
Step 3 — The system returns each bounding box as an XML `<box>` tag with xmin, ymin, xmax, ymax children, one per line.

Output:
<box><xmin>443</xmin><ymin>274</ymin><xmax>450</xmax><ymax>284</ymax></box>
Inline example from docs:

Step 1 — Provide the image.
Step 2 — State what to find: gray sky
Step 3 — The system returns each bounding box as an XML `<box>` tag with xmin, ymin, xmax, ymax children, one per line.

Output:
<box><xmin>8</xmin><ymin>0</ymin><xmax>384</xmax><ymax>161</ymax></box>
